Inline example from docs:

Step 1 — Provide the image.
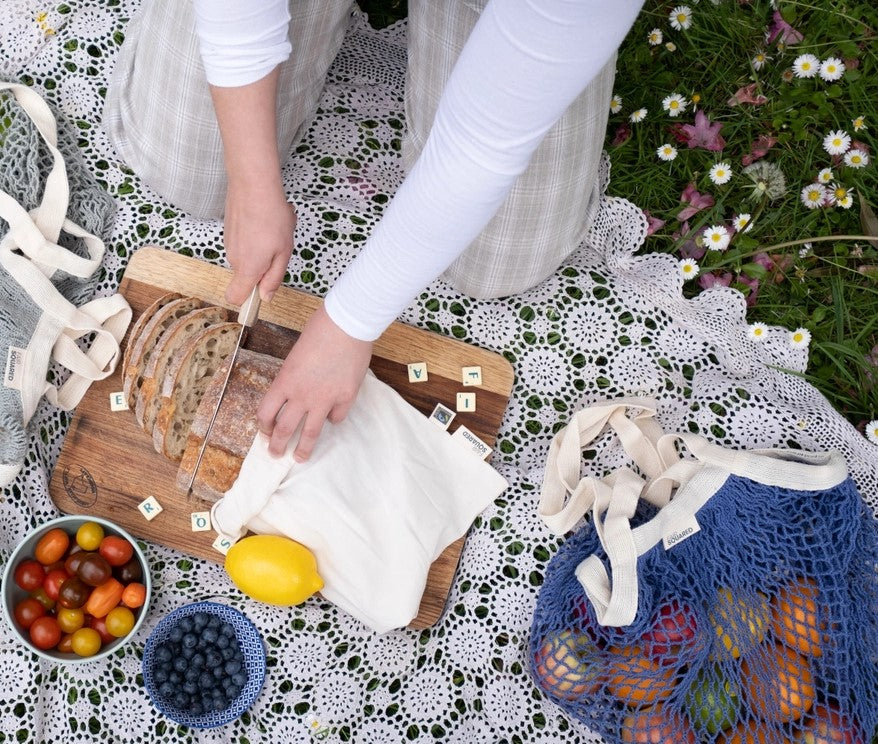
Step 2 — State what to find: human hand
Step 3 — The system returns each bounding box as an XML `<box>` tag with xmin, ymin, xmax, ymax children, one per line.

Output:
<box><xmin>223</xmin><ymin>184</ymin><xmax>297</xmax><ymax>306</ymax></box>
<box><xmin>256</xmin><ymin>303</ymin><xmax>373</xmax><ymax>461</ymax></box>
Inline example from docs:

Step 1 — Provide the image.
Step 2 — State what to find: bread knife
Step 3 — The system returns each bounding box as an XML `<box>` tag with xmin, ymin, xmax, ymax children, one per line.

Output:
<box><xmin>185</xmin><ymin>285</ymin><xmax>261</xmax><ymax>499</ymax></box>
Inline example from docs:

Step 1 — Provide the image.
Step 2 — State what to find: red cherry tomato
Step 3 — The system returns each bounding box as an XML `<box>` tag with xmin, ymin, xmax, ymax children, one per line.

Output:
<box><xmin>34</xmin><ymin>528</ymin><xmax>70</xmax><ymax>565</ymax></box>
<box><xmin>98</xmin><ymin>536</ymin><xmax>134</xmax><ymax>567</ymax></box>
<box><xmin>14</xmin><ymin>597</ymin><xmax>46</xmax><ymax>629</ymax></box>
<box><xmin>43</xmin><ymin>568</ymin><xmax>69</xmax><ymax>601</ymax></box>
<box><xmin>87</xmin><ymin>615</ymin><xmax>115</xmax><ymax>644</ymax></box>
<box><xmin>29</xmin><ymin>616</ymin><xmax>62</xmax><ymax>650</ymax></box>
<box><xmin>56</xmin><ymin>633</ymin><xmax>75</xmax><ymax>654</ymax></box>
<box><xmin>13</xmin><ymin>559</ymin><xmax>45</xmax><ymax>592</ymax></box>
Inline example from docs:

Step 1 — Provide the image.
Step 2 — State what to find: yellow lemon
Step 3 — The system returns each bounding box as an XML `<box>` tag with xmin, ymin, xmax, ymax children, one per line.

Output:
<box><xmin>710</xmin><ymin>587</ymin><xmax>770</xmax><ymax>659</ymax></box>
<box><xmin>225</xmin><ymin>535</ymin><xmax>323</xmax><ymax>605</ymax></box>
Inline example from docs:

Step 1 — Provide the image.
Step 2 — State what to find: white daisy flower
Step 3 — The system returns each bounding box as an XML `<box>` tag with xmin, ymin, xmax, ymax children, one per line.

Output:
<box><xmin>844</xmin><ymin>149</ymin><xmax>869</xmax><ymax>168</ymax></box>
<box><xmin>799</xmin><ymin>242</ymin><xmax>813</xmax><ymax>257</ymax></box>
<box><xmin>662</xmin><ymin>93</ymin><xmax>688</xmax><ymax>117</ymax></box>
<box><xmin>669</xmin><ymin>5</ymin><xmax>693</xmax><ymax>30</ymax></box>
<box><xmin>752</xmin><ymin>51</ymin><xmax>770</xmax><ymax>70</ymax></box>
<box><xmin>789</xmin><ymin>327</ymin><xmax>812</xmax><ymax>348</ymax></box>
<box><xmin>817</xmin><ymin>167</ymin><xmax>833</xmax><ymax>184</ymax></box>
<box><xmin>665</xmin><ymin>41</ymin><xmax>677</xmax><ymax>52</ymax></box>
<box><xmin>647</xmin><ymin>28</ymin><xmax>663</xmax><ymax>46</ymax></box>
<box><xmin>703</xmin><ymin>225</ymin><xmax>730</xmax><ymax>251</ymax></box>
<box><xmin>792</xmin><ymin>54</ymin><xmax>819</xmax><ymax>78</ymax></box>
<box><xmin>818</xmin><ymin>57</ymin><xmax>845</xmax><ymax>82</ymax></box>
<box><xmin>733</xmin><ymin>213</ymin><xmax>753</xmax><ymax>233</ymax></box>
<box><xmin>852</xmin><ymin>115</ymin><xmax>867</xmax><ymax>132</ymax></box>
<box><xmin>829</xmin><ymin>184</ymin><xmax>852</xmax><ymax>206</ymax></box>
<box><xmin>822</xmin><ymin>130</ymin><xmax>851</xmax><ymax>156</ymax></box>
<box><xmin>629</xmin><ymin>108</ymin><xmax>648</xmax><ymax>123</ymax></box>
<box><xmin>610</xmin><ymin>95</ymin><xmax>623</xmax><ymax>114</ymax></box>
<box><xmin>709</xmin><ymin>162</ymin><xmax>732</xmax><ymax>185</ymax></box>
<box><xmin>837</xmin><ymin>194</ymin><xmax>854</xmax><ymax>209</ymax></box>
<box><xmin>866</xmin><ymin>420</ymin><xmax>878</xmax><ymax>445</ymax></box>
<box><xmin>679</xmin><ymin>258</ymin><xmax>699</xmax><ymax>280</ymax></box>
<box><xmin>748</xmin><ymin>323</ymin><xmax>768</xmax><ymax>341</ymax></box>
<box><xmin>657</xmin><ymin>143</ymin><xmax>678</xmax><ymax>161</ymax></box>
<box><xmin>800</xmin><ymin>183</ymin><xmax>827</xmax><ymax>209</ymax></box>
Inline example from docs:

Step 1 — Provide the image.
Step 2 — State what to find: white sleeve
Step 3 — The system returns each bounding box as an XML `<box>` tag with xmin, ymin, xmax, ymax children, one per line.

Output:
<box><xmin>324</xmin><ymin>0</ymin><xmax>643</xmax><ymax>341</ymax></box>
<box><xmin>192</xmin><ymin>0</ymin><xmax>291</xmax><ymax>87</ymax></box>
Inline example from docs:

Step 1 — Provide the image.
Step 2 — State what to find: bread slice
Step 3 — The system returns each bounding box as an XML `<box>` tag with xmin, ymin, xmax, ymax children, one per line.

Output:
<box><xmin>177</xmin><ymin>349</ymin><xmax>282</xmax><ymax>501</ymax></box>
<box><xmin>122</xmin><ymin>295</ymin><xmax>202</xmax><ymax>408</ymax></box>
<box><xmin>152</xmin><ymin>322</ymin><xmax>241</xmax><ymax>461</ymax></box>
<box><xmin>121</xmin><ymin>291</ymin><xmax>182</xmax><ymax>384</ymax></box>
<box><xmin>134</xmin><ymin>305</ymin><xmax>230</xmax><ymax>433</ymax></box>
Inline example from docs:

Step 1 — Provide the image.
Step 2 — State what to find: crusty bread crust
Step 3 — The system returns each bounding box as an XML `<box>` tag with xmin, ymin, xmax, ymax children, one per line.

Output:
<box><xmin>121</xmin><ymin>291</ymin><xmax>182</xmax><ymax>384</ymax></box>
<box><xmin>134</xmin><ymin>305</ymin><xmax>230</xmax><ymax>432</ymax></box>
<box><xmin>177</xmin><ymin>348</ymin><xmax>283</xmax><ymax>502</ymax></box>
<box><xmin>152</xmin><ymin>322</ymin><xmax>241</xmax><ymax>461</ymax></box>
<box><xmin>122</xmin><ymin>295</ymin><xmax>201</xmax><ymax>408</ymax></box>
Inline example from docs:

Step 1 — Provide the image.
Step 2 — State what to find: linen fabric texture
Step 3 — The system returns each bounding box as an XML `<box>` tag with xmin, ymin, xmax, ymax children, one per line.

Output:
<box><xmin>211</xmin><ymin>371</ymin><xmax>508</xmax><ymax>633</ymax></box>
<box><xmin>530</xmin><ymin>398</ymin><xmax>878</xmax><ymax>743</ymax></box>
<box><xmin>0</xmin><ymin>82</ymin><xmax>130</xmax><ymax>486</ymax></box>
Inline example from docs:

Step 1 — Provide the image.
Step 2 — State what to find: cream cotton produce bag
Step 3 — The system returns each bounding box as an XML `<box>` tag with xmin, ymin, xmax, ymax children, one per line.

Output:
<box><xmin>211</xmin><ymin>371</ymin><xmax>508</xmax><ymax>632</ymax></box>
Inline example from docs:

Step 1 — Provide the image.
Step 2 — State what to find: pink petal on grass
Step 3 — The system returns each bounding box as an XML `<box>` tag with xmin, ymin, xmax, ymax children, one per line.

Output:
<box><xmin>767</xmin><ymin>11</ymin><xmax>804</xmax><ymax>45</ymax></box>
<box><xmin>728</xmin><ymin>83</ymin><xmax>768</xmax><ymax>107</ymax></box>
<box><xmin>741</xmin><ymin>134</ymin><xmax>778</xmax><ymax>166</ymax></box>
<box><xmin>643</xmin><ymin>210</ymin><xmax>666</xmax><ymax>236</ymax></box>
<box><xmin>699</xmin><ymin>272</ymin><xmax>734</xmax><ymax>289</ymax></box>
<box><xmin>678</xmin><ymin>182</ymin><xmax>715</xmax><ymax>221</ymax></box>
<box><xmin>679</xmin><ymin>111</ymin><xmax>726</xmax><ymax>152</ymax></box>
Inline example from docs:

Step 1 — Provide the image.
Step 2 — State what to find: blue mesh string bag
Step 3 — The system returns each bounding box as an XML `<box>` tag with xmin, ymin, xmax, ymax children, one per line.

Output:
<box><xmin>529</xmin><ymin>398</ymin><xmax>878</xmax><ymax>744</ymax></box>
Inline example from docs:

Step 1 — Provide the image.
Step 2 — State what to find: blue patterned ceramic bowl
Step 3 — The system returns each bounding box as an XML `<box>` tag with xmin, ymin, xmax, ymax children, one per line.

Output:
<box><xmin>142</xmin><ymin>601</ymin><xmax>266</xmax><ymax>729</ymax></box>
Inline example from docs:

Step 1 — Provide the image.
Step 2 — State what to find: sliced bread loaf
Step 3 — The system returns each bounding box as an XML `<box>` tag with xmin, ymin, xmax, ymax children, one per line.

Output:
<box><xmin>121</xmin><ymin>291</ymin><xmax>182</xmax><ymax>383</ymax></box>
<box><xmin>134</xmin><ymin>305</ymin><xmax>230</xmax><ymax>433</ymax></box>
<box><xmin>176</xmin><ymin>349</ymin><xmax>282</xmax><ymax>501</ymax></box>
<box><xmin>152</xmin><ymin>322</ymin><xmax>241</xmax><ymax>461</ymax></box>
<box><xmin>122</xmin><ymin>295</ymin><xmax>202</xmax><ymax>408</ymax></box>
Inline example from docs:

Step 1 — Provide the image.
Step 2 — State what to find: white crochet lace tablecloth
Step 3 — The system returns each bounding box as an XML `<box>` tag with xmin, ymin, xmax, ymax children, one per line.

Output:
<box><xmin>1</xmin><ymin>3</ymin><xmax>876</xmax><ymax>743</ymax></box>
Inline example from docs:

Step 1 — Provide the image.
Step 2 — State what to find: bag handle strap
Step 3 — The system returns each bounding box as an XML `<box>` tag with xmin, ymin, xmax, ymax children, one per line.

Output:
<box><xmin>540</xmin><ymin>399</ymin><xmax>847</xmax><ymax>626</ymax></box>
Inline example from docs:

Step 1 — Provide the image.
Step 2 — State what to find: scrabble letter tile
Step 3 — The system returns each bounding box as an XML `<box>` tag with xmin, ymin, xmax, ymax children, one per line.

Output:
<box><xmin>456</xmin><ymin>392</ymin><xmax>476</xmax><ymax>412</ymax></box>
<box><xmin>191</xmin><ymin>511</ymin><xmax>211</xmax><ymax>532</ymax></box>
<box><xmin>212</xmin><ymin>533</ymin><xmax>235</xmax><ymax>555</ymax></box>
<box><xmin>407</xmin><ymin>362</ymin><xmax>428</xmax><ymax>383</ymax></box>
<box><xmin>429</xmin><ymin>402</ymin><xmax>456</xmax><ymax>430</ymax></box>
<box><xmin>461</xmin><ymin>366</ymin><xmax>482</xmax><ymax>387</ymax></box>
<box><xmin>138</xmin><ymin>495</ymin><xmax>163</xmax><ymax>521</ymax></box>
<box><xmin>109</xmin><ymin>391</ymin><xmax>128</xmax><ymax>411</ymax></box>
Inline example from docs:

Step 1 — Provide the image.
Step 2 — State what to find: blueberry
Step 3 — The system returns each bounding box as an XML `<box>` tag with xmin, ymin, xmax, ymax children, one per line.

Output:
<box><xmin>224</xmin><ymin>660</ymin><xmax>242</xmax><ymax>675</ymax></box>
<box><xmin>189</xmin><ymin>702</ymin><xmax>203</xmax><ymax>716</ymax></box>
<box><xmin>194</xmin><ymin>612</ymin><xmax>209</xmax><ymax>629</ymax></box>
<box><xmin>168</xmin><ymin>626</ymin><xmax>183</xmax><ymax>643</ymax></box>
<box><xmin>190</xmin><ymin>652</ymin><xmax>205</xmax><ymax>668</ymax></box>
<box><xmin>231</xmin><ymin>672</ymin><xmax>248</xmax><ymax>687</ymax></box>
<box><xmin>199</xmin><ymin>671</ymin><xmax>216</xmax><ymax>690</ymax></box>
<box><xmin>211</xmin><ymin>696</ymin><xmax>227</xmax><ymax>712</ymax></box>
<box><xmin>153</xmin><ymin>668</ymin><xmax>169</xmax><ymax>684</ymax></box>
<box><xmin>205</xmin><ymin>649</ymin><xmax>223</xmax><ymax>667</ymax></box>
<box><xmin>173</xmin><ymin>656</ymin><xmax>188</xmax><ymax>672</ymax></box>
<box><xmin>182</xmin><ymin>632</ymin><xmax>198</xmax><ymax>649</ymax></box>
<box><xmin>183</xmin><ymin>680</ymin><xmax>199</xmax><ymax>695</ymax></box>
<box><xmin>185</xmin><ymin>667</ymin><xmax>200</xmax><ymax>682</ymax></box>
<box><xmin>220</xmin><ymin>622</ymin><xmax>235</xmax><ymax>637</ymax></box>
<box><xmin>216</xmin><ymin>635</ymin><xmax>230</xmax><ymax>649</ymax></box>
<box><xmin>221</xmin><ymin>646</ymin><xmax>236</xmax><ymax>661</ymax></box>
<box><xmin>158</xmin><ymin>681</ymin><xmax>175</xmax><ymax>699</ymax></box>
<box><xmin>169</xmin><ymin>671</ymin><xmax>182</xmax><ymax>685</ymax></box>
<box><xmin>226</xmin><ymin>685</ymin><xmax>241</xmax><ymax>700</ymax></box>
<box><xmin>213</xmin><ymin>665</ymin><xmax>225</xmax><ymax>680</ymax></box>
<box><xmin>174</xmin><ymin>692</ymin><xmax>190</xmax><ymax>710</ymax></box>
<box><xmin>179</xmin><ymin>617</ymin><xmax>194</xmax><ymax>633</ymax></box>
<box><xmin>208</xmin><ymin>615</ymin><xmax>222</xmax><ymax>629</ymax></box>
<box><xmin>201</xmin><ymin>627</ymin><xmax>218</xmax><ymax>644</ymax></box>
<box><xmin>155</xmin><ymin>644</ymin><xmax>173</xmax><ymax>663</ymax></box>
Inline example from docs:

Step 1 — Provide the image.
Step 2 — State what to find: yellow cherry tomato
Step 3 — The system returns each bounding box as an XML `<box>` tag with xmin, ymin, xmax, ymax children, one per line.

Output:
<box><xmin>225</xmin><ymin>535</ymin><xmax>323</xmax><ymax>606</ymax></box>
<box><xmin>71</xmin><ymin>627</ymin><xmax>102</xmax><ymax>657</ymax></box>
<box><xmin>56</xmin><ymin>607</ymin><xmax>85</xmax><ymax>634</ymax></box>
<box><xmin>104</xmin><ymin>606</ymin><xmax>135</xmax><ymax>638</ymax></box>
<box><xmin>76</xmin><ymin>521</ymin><xmax>105</xmax><ymax>551</ymax></box>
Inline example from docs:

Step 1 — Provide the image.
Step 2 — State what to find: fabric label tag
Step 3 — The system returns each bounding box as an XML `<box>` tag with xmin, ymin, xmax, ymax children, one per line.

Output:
<box><xmin>450</xmin><ymin>425</ymin><xmax>492</xmax><ymax>460</ymax></box>
<box><xmin>4</xmin><ymin>346</ymin><xmax>26</xmax><ymax>390</ymax></box>
<box><xmin>662</xmin><ymin>512</ymin><xmax>701</xmax><ymax>550</ymax></box>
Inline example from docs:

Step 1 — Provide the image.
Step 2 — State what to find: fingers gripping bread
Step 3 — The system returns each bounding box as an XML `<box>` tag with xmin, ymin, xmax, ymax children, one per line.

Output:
<box><xmin>177</xmin><ymin>349</ymin><xmax>283</xmax><ymax>501</ymax></box>
<box><xmin>153</xmin><ymin>322</ymin><xmax>242</xmax><ymax>461</ymax></box>
<box><xmin>134</xmin><ymin>305</ymin><xmax>231</xmax><ymax>433</ymax></box>
<box><xmin>122</xmin><ymin>295</ymin><xmax>201</xmax><ymax>408</ymax></box>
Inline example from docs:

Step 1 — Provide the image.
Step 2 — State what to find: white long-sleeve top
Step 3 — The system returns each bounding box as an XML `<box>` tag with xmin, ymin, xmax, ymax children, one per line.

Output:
<box><xmin>193</xmin><ymin>0</ymin><xmax>644</xmax><ymax>340</ymax></box>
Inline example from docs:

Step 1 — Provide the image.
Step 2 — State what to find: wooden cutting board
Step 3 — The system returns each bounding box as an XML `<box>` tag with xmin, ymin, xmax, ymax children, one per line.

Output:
<box><xmin>50</xmin><ymin>246</ymin><xmax>514</xmax><ymax>628</ymax></box>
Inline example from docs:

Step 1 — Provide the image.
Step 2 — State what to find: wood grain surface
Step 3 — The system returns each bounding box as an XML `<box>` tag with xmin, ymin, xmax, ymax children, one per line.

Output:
<box><xmin>50</xmin><ymin>246</ymin><xmax>514</xmax><ymax>628</ymax></box>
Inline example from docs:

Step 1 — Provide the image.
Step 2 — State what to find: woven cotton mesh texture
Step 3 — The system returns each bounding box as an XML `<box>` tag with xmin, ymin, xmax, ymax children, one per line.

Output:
<box><xmin>529</xmin><ymin>473</ymin><xmax>878</xmax><ymax>742</ymax></box>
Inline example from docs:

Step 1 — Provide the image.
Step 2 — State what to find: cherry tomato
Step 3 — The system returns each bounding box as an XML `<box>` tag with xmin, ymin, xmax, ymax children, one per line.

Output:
<box><xmin>34</xmin><ymin>528</ymin><xmax>70</xmax><ymax>565</ymax></box>
<box><xmin>75</xmin><ymin>521</ymin><xmax>105</xmax><ymax>552</ymax></box>
<box><xmin>115</xmin><ymin>557</ymin><xmax>143</xmax><ymax>584</ymax></box>
<box><xmin>43</xmin><ymin>568</ymin><xmax>69</xmax><ymax>601</ymax></box>
<box><xmin>29</xmin><ymin>616</ymin><xmax>62</xmax><ymax>650</ymax></box>
<box><xmin>13</xmin><ymin>559</ymin><xmax>45</xmax><ymax>592</ymax></box>
<box><xmin>13</xmin><ymin>597</ymin><xmax>46</xmax><ymax>629</ymax></box>
<box><xmin>30</xmin><ymin>587</ymin><xmax>55</xmax><ymax>611</ymax></box>
<box><xmin>58</xmin><ymin>576</ymin><xmax>91</xmax><ymax>610</ymax></box>
<box><xmin>84</xmin><ymin>578</ymin><xmax>123</xmax><ymax>618</ymax></box>
<box><xmin>121</xmin><ymin>582</ymin><xmax>147</xmax><ymax>609</ymax></box>
<box><xmin>56</xmin><ymin>607</ymin><xmax>85</xmax><ymax>634</ymax></box>
<box><xmin>98</xmin><ymin>536</ymin><xmax>133</xmax><ymax>567</ymax></box>
<box><xmin>76</xmin><ymin>553</ymin><xmax>112</xmax><ymax>587</ymax></box>
<box><xmin>65</xmin><ymin>550</ymin><xmax>88</xmax><ymax>576</ymax></box>
<box><xmin>87</xmin><ymin>615</ymin><xmax>115</xmax><ymax>644</ymax></box>
<box><xmin>71</xmin><ymin>627</ymin><xmax>102</xmax><ymax>657</ymax></box>
<box><xmin>57</xmin><ymin>633</ymin><xmax>75</xmax><ymax>654</ymax></box>
<box><xmin>105</xmin><ymin>606</ymin><xmax>135</xmax><ymax>638</ymax></box>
